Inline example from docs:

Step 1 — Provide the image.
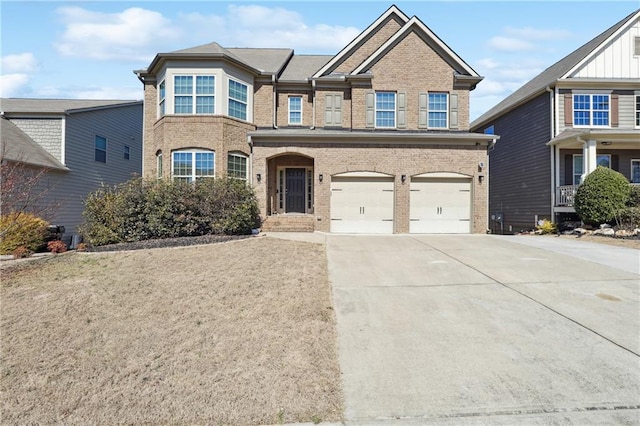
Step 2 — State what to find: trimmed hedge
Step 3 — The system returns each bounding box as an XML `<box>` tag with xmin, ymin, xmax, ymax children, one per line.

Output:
<box><xmin>0</xmin><ymin>212</ymin><xmax>49</xmax><ymax>254</ymax></box>
<box><xmin>81</xmin><ymin>177</ymin><xmax>261</xmax><ymax>246</ymax></box>
<box><xmin>574</xmin><ymin>167</ymin><xmax>630</xmax><ymax>226</ymax></box>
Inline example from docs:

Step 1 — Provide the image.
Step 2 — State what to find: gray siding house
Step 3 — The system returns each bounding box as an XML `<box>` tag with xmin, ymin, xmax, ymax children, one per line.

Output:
<box><xmin>0</xmin><ymin>99</ymin><xmax>143</xmax><ymax>239</ymax></box>
<box><xmin>471</xmin><ymin>10</ymin><xmax>640</xmax><ymax>233</ymax></box>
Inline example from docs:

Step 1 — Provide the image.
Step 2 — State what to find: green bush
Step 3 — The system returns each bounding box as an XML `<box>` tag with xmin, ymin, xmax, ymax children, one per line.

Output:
<box><xmin>574</xmin><ymin>167</ymin><xmax>631</xmax><ymax>226</ymax></box>
<box><xmin>0</xmin><ymin>212</ymin><xmax>49</xmax><ymax>254</ymax></box>
<box><xmin>81</xmin><ymin>177</ymin><xmax>261</xmax><ymax>246</ymax></box>
<box><xmin>615</xmin><ymin>206</ymin><xmax>640</xmax><ymax>230</ymax></box>
<box><xmin>627</xmin><ymin>185</ymin><xmax>640</xmax><ymax>207</ymax></box>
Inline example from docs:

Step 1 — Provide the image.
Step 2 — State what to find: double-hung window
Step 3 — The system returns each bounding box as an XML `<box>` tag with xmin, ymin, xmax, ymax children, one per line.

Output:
<box><xmin>428</xmin><ymin>93</ymin><xmax>448</xmax><ymax>128</ymax></box>
<box><xmin>159</xmin><ymin>80</ymin><xmax>166</xmax><ymax>117</ymax></box>
<box><xmin>94</xmin><ymin>135</ymin><xmax>107</xmax><ymax>163</ymax></box>
<box><xmin>288</xmin><ymin>96</ymin><xmax>302</xmax><ymax>125</ymax></box>
<box><xmin>172</xmin><ymin>150</ymin><xmax>215</xmax><ymax>182</ymax></box>
<box><xmin>573</xmin><ymin>94</ymin><xmax>609</xmax><ymax>127</ymax></box>
<box><xmin>227</xmin><ymin>153</ymin><xmax>248</xmax><ymax>180</ymax></box>
<box><xmin>228</xmin><ymin>79</ymin><xmax>247</xmax><ymax>120</ymax></box>
<box><xmin>632</xmin><ymin>159</ymin><xmax>640</xmax><ymax>183</ymax></box>
<box><xmin>174</xmin><ymin>75</ymin><xmax>215</xmax><ymax>114</ymax></box>
<box><xmin>375</xmin><ymin>92</ymin><xmax>396</xmax><ymax>128</ymax></box>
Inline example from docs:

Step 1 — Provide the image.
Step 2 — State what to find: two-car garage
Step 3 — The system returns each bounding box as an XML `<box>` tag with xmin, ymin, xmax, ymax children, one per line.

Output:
<box><xmin>330</xmin><ymin>172</ymin><xmax>472</xmax><ymax>234</ymax></box>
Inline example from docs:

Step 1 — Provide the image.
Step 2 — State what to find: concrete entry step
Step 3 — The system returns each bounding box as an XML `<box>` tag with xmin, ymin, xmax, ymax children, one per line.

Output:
<box><xmin>261</xmin><ymin>215</ymin><xmax>315</xmax><ymax>232</ymax></box>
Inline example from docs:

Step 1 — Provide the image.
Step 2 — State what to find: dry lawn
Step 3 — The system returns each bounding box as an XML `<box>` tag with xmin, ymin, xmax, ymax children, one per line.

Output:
<box><xmin>541</xmin><ymin>233</ymin><xmax>640</xmax><ymax>250</ymax></box>
<box><xmin>1</xmin><ymin>237</ymin><xmax>343</xmax><ymax>425</ymax></box>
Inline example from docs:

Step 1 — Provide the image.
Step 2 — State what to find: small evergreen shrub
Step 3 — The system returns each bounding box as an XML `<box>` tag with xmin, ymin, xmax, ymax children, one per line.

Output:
<box><xmin>0</xmin><ymin>213</ymin><xmax>49</xmax><ymax>254</ymax></box>
<box><xmin>535</xmin><ymin>219</ymin><xmax>556</xmax><ymax>234</ymax></box>
<box><xmin>12</xmin><ymin>246</ymin><xmax>32</xmax><ymax>259</ymax></box>
<box><xmin>627</xmin><ymin>185</ymin><xmax>640</xmax><ymax>207</ymax></box>
<box><xmin>81</xmin><ymin>177</ymin><xmax>261</xmax><ymax>246</ymax></box>
<box><xmin>615</xmin><ymin>207</ymin><xmax>640</xmax><ymax>230</ymax></box>
<box><xmin>47</xmin><ymin>240</ymin><xmax>68</xmax><ymax>254</ymax></box>
<box><xmin>574</xmin><ymin>167</ymin><xmax>631</xmax><ymax>227</ymax></box>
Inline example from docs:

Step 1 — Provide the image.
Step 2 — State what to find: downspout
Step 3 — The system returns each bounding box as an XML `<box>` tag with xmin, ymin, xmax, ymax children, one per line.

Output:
<box><xmin>248</xmin><ymin>135</ymin><xmax>254</xmax><ymax>185</ymax></box>
<box><xmin>272</xmin><ymin>74</ymin><xmax>278</xmax><ymax>129</ymax></box>
<box><xmin>546</xmin><ymin>86</ymin><xmax>555</xmax><ymax>222</ymax></box>
<box><xmin>310</xmin><ymin>79</ymin><xmax>316</xmax><ymax>130</ymax></box>
<box><xmin>577</xmin><ymin>135</ymin><xmax>587</xmax><ymax>184</ymax></box>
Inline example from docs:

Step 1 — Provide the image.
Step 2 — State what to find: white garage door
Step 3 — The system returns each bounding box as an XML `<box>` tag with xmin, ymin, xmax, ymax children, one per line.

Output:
<box><xmin>410</xmin><ymin>177</ymin><xmax>472</xmax><ymax>234</ymax></box>
<box><xmin>331</xmin><ymin>176</ymin><xmax>394</xmax><ymax>234</ymax></box>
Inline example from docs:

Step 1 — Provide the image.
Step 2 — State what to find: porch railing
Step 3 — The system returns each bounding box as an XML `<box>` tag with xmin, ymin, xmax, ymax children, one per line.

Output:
<box><xmin>556</xmin><ymin>183</ymin><xmax>640</xmax><ymax>207</ymax></box>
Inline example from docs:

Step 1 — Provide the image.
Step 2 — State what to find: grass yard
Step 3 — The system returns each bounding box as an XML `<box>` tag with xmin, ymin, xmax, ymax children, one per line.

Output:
<box><xmin>1</xmin><ymin>237</ymin><xmax>343</xmax><ymax>424</ymax></box>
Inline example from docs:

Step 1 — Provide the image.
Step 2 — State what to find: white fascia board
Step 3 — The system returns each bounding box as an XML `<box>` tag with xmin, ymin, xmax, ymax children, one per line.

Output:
<box><xmin>561</xmin><ymin>11</ymin><xmax>640</xmax><ymax>79</ymax></box>
<box><xmin>311</xmin><ymin>5</ymin><xmax>409</xmax><ymax>79</ymax></box>
<box><xmin>353</xmin><ymin>17</ymin><xmax>479</xmax><ymax>77</ymax></box>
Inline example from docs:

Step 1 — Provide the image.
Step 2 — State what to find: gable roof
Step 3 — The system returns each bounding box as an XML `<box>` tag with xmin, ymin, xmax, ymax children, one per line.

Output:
<box><xmin>0</xmin><ymin>117</ymin><xmax>68</xmax><ymax>170</ymax></box>
<box><xmin>312</xmin><ymin>5</ymin><xmax>410</xmax><ymax>78</ymax></box>
<box><xmin>1</xmin><ymin>98</ymin><xmax>141</xmax><ymax>115</ymax></box>
<box><xmin>471</xmin><ymin>9</ymin><xmax>639</xmax><ymax>129</ymax></box>
<box><xmin>352</xmin><ymin>15</ymin><xmax>480</xmax><ymax>77</ymax></box>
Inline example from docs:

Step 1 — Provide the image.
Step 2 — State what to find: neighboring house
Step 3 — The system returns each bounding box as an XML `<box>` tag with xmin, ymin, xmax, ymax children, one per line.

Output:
<box><xmin>471</xmin><ymin>10</ymin><xmax>640</xmax><ymax>234</ymax></box>
<box><xmin>135</xmin><ymin>5</ymin><xmax>496</xmax><ymax>234</ymax></box>
<box><xmin>0</xmin><ymin>98</ymin><xmax>143</xmax><ymax>239</ymax></box>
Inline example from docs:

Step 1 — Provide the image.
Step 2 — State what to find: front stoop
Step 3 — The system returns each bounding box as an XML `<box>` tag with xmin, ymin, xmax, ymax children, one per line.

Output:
<box><xmin>261</xmin><ymin>215</ymin><xmax>315</xmax><ymax>232</ymax></box>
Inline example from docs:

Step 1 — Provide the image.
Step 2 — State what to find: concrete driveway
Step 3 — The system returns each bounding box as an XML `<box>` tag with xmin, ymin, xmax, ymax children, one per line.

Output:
<box><xmin>327</xmin><ymin>235</ymin><xmax>640</xmax><ymax>425</ymax></box>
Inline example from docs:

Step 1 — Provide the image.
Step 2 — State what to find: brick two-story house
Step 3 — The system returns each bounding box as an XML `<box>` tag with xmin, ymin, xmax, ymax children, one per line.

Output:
<box><xmin>135</xmin><ymin>5</ymin><xmax>497</xmax><ymax>234</ymax></box>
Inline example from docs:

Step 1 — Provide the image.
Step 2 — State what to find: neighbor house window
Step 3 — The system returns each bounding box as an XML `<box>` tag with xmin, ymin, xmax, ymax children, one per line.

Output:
<box><xmin>635</xmin><ymin>94</ymin><xmax>640</xmax><ymax>127</ymax></box>
<box><xmin>159</xmin><ymin>80</ymin><xmax>165</xmax><ymax>116</ymax></box>
<box><xmin>573</xmin><ymin>94</ymin><xmax>609</xmax><ymax>127</ymax></box>
<box><xmin>172</xmin><ymin>150</ymin><xmax>215</xmax><ymax>182</ymax></box>
<box><xmin>573</xmin><ymin>154</ymin><xmax>611</xmax><ymax>184</ymax></box>
<box><xmin>632</xmin><ymin>159</ymin><xmax>640</xmax><ymax>183</ymax></box>
<box><xmin>375</xmin><ymin>92</ymin><xmax>396</xmax><ymax>128</ymax></box>
<box><xmin>288</xmin><ymin>96</ymin><xmax>302</xmax><ymax>125</ymax></box>
<box><xmin>173</xmin><ymin>75</ymin><xmax>215</xmax><ymax>114</ymax></box>
<box><xmin>227</xmin><ymin>153</ymin><xmax>248</xmax><ymax>180</ymax></box>
<box><xmin>428</xmin><ymin>93</ymin><xmax>448</xmax><ymax>128</ymax></box>
<box><xmin>94</xmin><ymin>135</ymin><xmax>107</xmax><ymax>163</ymax></box>
<box><xmin>228</xmin><ymin>79</ymin><xmax>247</xmax><ymax>120</ymax></box>
<box><xmin>124</xmin><ymin>145</ymin><xmax>130</xmax><ymax>160</ymax></box>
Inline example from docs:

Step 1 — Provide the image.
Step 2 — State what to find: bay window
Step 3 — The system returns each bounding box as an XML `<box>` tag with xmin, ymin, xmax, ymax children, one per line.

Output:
<box><xmin>173</xmin><ymin>75</ymin><xmax>215</xmax><ymax>114</ymax></box>
<box><xmin>229</xmin><ymin>79</ymin><xmax>247</xmax><ymax>120</ymax></box>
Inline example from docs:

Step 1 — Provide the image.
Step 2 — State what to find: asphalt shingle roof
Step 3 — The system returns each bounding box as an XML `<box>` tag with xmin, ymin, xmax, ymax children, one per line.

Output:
<box><xmin>0</xmin><ymin>98</ymin><xmax>141</xmax><ymax>114</ymax></box>
<box><xmin>279</xmin><ymin>55</ymin><xmax>333</xmax><ymax>81</ymax></box>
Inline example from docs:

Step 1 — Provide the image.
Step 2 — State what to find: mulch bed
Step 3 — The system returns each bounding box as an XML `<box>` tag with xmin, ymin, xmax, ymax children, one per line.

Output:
<box><xmin>87</xmin><ymin>234</ymin><xmax>254</xmax><ymax>252</ymax></box>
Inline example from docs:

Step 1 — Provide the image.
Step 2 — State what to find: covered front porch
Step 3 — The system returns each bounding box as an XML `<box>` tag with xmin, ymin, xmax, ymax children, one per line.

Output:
<box><xmin>548</xmin><ymin>129</ymin><xmax>640</xmax><ymax>213</ymax></box>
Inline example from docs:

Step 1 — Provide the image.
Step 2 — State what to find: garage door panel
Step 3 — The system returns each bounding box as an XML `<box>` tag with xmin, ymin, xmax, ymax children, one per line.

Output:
<box><xmin>410</xmin><ymin>178</ymin><xmax>472</xmax><ymax>234</ymax></box>
<box><xmin>331</xmin><ymin>177</ymin><xmax>394</xmax><ymax>234</ymax></box>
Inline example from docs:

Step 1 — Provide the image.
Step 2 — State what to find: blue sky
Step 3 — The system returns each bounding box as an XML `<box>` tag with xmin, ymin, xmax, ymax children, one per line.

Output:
<box><xmin>1</xmin><ymin>1</ymin><xmax>637</xmax><ymax>121</ymax></box>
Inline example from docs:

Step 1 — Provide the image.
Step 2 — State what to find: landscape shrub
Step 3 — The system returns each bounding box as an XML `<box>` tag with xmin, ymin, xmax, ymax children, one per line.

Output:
<box><xmin>627</xmin><ymin>185</ymin><xmax>640</xmax><ymax>207</ymax></box>
<box><xmin>0</xmin><ymin>212</ymin><xmax>49</xmax><ymax>254</ymax></box>
<box><xmin>12</xmin><ymin>246</ymin><xmax>32</xmax><ymax>259</ymax></box>
<box><xmin>535</xmin><ymin>219</ymin><xmax>556</xmax><ymax>234</ymax></box>
<box><xmin>615</xmin><ymin>207</ymin><xmax>640</xmax><ymax>230</ymax></box>
<box><xmin>47</xmin><ymin>240</ymin><xmax>68</xmax><ymax>254</ymax></box>
<box><xmin>81</xmin><ymin>177</ymin><xmax>261</xmax><ymax>246</ymax></box>
<box><xmin>574</xmin><ymin>167</ymin><xmax>630</xmax><ymax>227</ymax></box>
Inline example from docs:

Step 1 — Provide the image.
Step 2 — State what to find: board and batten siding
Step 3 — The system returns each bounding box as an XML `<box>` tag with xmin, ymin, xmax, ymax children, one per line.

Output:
<box><xmin>487</xmin><ymin>92</ymin><xmax>552</xmax><ymax>233</ymax></box>
<box><xmin>558</xmin><ymin>89</ymin><xmax>637</xmax><ymax>132</ymax></box>
<box><xmin>43</xmin><ymin>104</ymin><xmax>143</xmax><ymax>236</ymax></box>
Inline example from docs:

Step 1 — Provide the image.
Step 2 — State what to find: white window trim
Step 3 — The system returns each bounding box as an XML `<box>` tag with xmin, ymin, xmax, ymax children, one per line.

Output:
<box><xmin>631</xmin><ymin>159</ymin><xmax>640</xmax><ymax>184</ymax></box>
<box><xmin>428</xmin><ymin>92</ymin><xmax>449</xmax><ymax>129</ymax></box>
<box><xmin>158</xmin><ymin>80</ymin><xmax>166</xmax><ymax>118</ymax></box>
<box><xmin>171</xmin><ymin>149</ymin><xmax>215</xmax><ymax>182</ymax></box>
<box><xmin>288</xmin><ymin>96</ymin><xmax>303</xmax><ymax>125</ymax></box>
<box><xmin>157</xmin><ymin>152</ymin><xmax>163</xmax><ymax>179</ymax></box>
<box><xmin>572</xmin><ymin>93</ymin><xmax>611</xmax><ymax>128</ymax></box>
<box><xmin>635</xmin><ymin>93</ymin><xmax>640</xmax><ymax>129</ymax></box>
<box><xmin>228</xmin><ymin>78</ymin><xmax>248</xmax><ymax>121</ymax></box>
<box><xmin>172</xmin><ymin>75</ymin><xmax>216</xmax><ymax>115</ymax></box>
<box><xmin>375</xmin><ymin>92</ymin><xmax>396</xmax><ymax>129</ymax></box>
<box><xmin>227</xmin><ymin>152</ymin><xmax>248</xmax><ymax>181</ymax></box>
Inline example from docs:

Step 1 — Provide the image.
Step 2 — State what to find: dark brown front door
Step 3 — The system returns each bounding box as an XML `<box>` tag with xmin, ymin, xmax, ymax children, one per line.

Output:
<box><xmin>286</xmin><ymin>168</ymin><xmax>306</xmax><ymax>213</ymax></box>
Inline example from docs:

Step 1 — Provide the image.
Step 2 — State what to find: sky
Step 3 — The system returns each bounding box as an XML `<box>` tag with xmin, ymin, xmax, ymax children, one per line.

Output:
<box><xmin>1</xmin><ymin>1</ymin><xmax>637</xmax><ymax>121</ymax></box>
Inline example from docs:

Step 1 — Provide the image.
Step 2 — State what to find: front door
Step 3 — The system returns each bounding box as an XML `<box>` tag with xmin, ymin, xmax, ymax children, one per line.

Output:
<box><xmin>285</xmin><ymin>168</ymin><xmax>306</xmax><ymax>213</ymax></box>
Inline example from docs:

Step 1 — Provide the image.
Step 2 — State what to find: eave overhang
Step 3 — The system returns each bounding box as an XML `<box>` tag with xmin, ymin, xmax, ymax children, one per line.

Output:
<box><xmin>547</xmin><ymin>128</ymin><xmax>640</xmax><ymax>148</ymax></box>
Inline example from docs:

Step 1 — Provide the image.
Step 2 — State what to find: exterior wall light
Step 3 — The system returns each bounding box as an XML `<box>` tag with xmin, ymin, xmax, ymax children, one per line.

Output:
<box><xmin>401</xmin><ymin>174</ymin><xmax>407</xmax><ymax>184</ymax></box>
<box><xmin>256</xmin><ymin>173</ymin><xmax>261</xmax><ymax>182</ymax></box>
<box><xmin>319</xmin><ymin>174</ymin><xmax>323</xmax><ymax>182</ymax></box>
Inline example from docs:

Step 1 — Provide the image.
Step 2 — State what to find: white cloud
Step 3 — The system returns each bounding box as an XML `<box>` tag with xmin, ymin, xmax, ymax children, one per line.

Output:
<box><xmin>54</xmin><ymin>7</ymin><xmax>181</xmax><ymax>61</ymax></box>
<box><xmin>0</xmin><ymin>74</ymin><xmax>30</xmax><ymax>98</ymax></box>
<box><xmin>487</xmin><ymin>36</ymin><xmax>535</xmax><ymax>52</ymax></box>
<box><xmin>504</xmin><ymin>26</ymin><xmax>571</xmax><ymax>41</ymax></box>
<box><xmin>2</xmin><ymin>53</ymin><xmax>38</xmax><ymax>73</ymax></box>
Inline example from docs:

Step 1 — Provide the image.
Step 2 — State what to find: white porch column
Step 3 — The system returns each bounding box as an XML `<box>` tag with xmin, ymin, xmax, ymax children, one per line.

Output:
<box><xmin>582</xmin><ymin>139</ymin><xmax>597</xmax><ymax>181</ymax></box>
